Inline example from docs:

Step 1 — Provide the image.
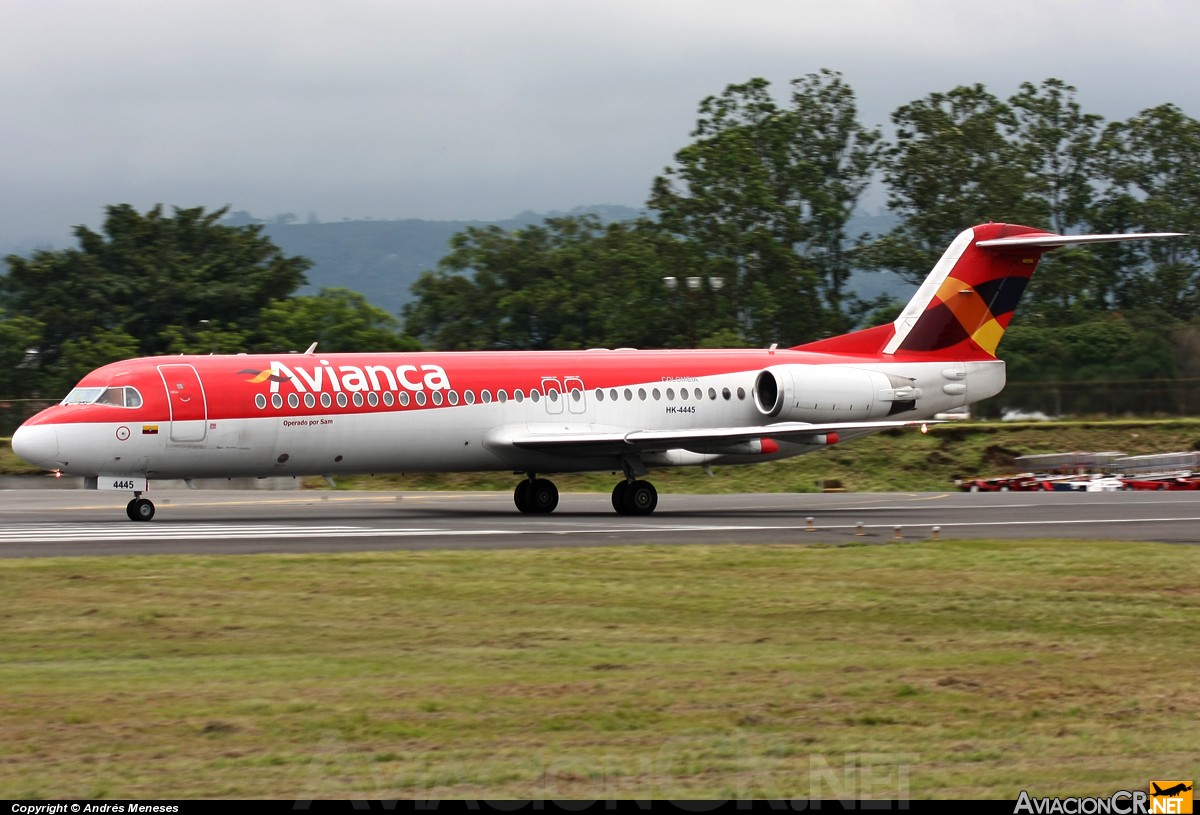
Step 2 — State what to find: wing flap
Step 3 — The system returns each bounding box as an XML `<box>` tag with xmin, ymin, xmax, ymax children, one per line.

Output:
<box><xmin>504</xmin><ymin>420</ymin><xmax>931</xmax><ymax>457</ymax></box>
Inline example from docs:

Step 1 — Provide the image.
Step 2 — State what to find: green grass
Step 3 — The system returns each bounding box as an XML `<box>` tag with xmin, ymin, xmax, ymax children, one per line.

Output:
<box><xmin>2</xmin><ymin>540</ymin><xmax>1197</xmax><ymax>799</ymax></box>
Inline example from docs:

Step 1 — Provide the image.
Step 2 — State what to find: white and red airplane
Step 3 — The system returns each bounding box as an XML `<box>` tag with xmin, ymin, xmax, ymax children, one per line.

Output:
<box><xmin>11</xmin><ymin>222</ymin><xmax>1181</xmax><ymax>521</ymax></box>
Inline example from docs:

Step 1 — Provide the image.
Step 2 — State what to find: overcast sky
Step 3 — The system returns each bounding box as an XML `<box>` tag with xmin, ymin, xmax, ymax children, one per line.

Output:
<box><xmin>2</xmin><ymin>0</ymin><xmax>1198</xmax><ymax>248</ymax></box>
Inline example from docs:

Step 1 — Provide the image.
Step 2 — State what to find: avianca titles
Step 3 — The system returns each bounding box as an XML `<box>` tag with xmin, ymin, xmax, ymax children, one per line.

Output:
<box><xmin>12</xmin><ymin>222</ymin><xmax>1183</xmax><ymax>521</ymax></box>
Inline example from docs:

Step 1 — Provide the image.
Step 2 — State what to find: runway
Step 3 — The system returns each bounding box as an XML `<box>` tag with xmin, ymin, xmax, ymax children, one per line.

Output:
<box><xmin>3</xmin><ymin>487</ymin><xmax>1200</xmax><ymax>557</ymax></box>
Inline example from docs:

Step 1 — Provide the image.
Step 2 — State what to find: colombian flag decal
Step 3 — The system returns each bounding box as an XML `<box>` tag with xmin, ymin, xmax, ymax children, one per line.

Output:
<box><xmin>142</xmin><ymin>425</ymin><xmax>159</xmax><ymax>435</ymax></box>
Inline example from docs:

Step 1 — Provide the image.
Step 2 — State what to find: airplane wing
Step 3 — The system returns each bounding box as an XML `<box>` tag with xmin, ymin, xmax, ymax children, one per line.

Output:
<box><xmin>499</xmin><ymin>419</ymin><xmax>932</xmax><ymax>458</ymax></box>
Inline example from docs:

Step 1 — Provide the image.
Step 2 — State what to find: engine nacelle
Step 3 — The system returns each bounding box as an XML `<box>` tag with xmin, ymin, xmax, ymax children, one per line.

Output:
<box><xmin>753</xmin><ymin>364</ymin><xmax>920</xmax><ymax>423</ymax></box>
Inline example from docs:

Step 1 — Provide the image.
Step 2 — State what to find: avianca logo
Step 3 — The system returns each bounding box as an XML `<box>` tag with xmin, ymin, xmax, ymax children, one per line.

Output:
<box><xmin>240</xmin><ymin>361</ymin><xmax>451</xmax><ymax>394</ymax></box>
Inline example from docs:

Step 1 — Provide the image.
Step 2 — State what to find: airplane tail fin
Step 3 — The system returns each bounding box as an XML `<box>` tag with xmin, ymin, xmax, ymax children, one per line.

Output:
<box><xmin>1152</xmin><ymin>784</ymin><xmax>1165</xmax><ymax>795</ymax></box>
<box><xmin>794</xmin><ymin>223</ymin><xmax>1184</xmax><ymax>360</ymax></box>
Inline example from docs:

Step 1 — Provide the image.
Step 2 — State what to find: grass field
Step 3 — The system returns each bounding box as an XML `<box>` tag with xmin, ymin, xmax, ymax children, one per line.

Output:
<box><xmin>2</xmin><ymin>539</ymin><xmax>1197</xmax><ymax>800</ymax></box>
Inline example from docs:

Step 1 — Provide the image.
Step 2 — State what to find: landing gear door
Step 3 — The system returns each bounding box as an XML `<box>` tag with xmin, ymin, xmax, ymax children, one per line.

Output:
<box><xmin>158</xmin><ymin>363</ymin><xmax>208</xmax><ymax>442</ymax></box>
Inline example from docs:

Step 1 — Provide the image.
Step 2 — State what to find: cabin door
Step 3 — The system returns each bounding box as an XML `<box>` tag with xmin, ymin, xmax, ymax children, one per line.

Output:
<box><xmin>158</xmin><ymin>364</ymin><xmax>209</xmax><ymax>442</ymax></box>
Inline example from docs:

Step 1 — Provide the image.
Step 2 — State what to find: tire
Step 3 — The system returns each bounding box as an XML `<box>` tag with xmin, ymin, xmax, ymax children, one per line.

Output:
<box><xmin>612</xmin><ymin>481</ymin><xmax>630</xmax><ymax>514</ymax></box>
<box><xmin>528</xmin><ymin>478</ymin><xmax>559</xmax><ymax>514</ymax></box>
<box><xmin>623</xmin><ymin>480</ymin><xmax>658</xmax><ymax>516</ymax></box>
<box><xmin>127</xmin><ymin>498</ymin><xmax>155</xmax><ymax>522</ymax></box>
<box><xmin>514</xmin><ymin>480</ymin><xmax>532</xmax><ymax>513</ymax></box>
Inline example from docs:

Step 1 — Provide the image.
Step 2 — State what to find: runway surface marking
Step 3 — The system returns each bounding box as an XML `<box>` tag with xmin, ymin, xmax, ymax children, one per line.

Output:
<box><xmin>6</xmin><ymin>514</ymin><xmax>1200</xmax><ymax>545</ymax></box>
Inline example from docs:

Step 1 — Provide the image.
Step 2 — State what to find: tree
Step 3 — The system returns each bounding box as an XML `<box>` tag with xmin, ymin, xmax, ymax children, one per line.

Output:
<box><xmin>648</xmin><ymin>71</ymin><xmax>882</xmax><ymax>343</ymax></box>
<box><xmin>1009</xmin><ymin>78</ymin><xmax>1102</xmax><ymax>235</ymax></box>
<box><xmin>0</xmin><ymin>316</ymin><xmax>44</xmax><ymax>398</ymax></box>
<box><xmin>874</xmin><ymin>84</ymin><xmax>1046</xmax><ymax>284</ymax></box>
<box><xmin>1</xmin><ymin>204</ymin><xmax>311</xmax><ymax>393</ymax></box>
<box><xmin>252</xmin><ymin>288</ymin><xmax>419</xmax><ymax>353</ymax></box>
<box><xmin>403</xmin><ymin>216</ymin><xmax>702</xmax><ymax>350</ymax></box>
<box><xmin>1096</xmin><ymin>104</ymin><xmax>1200</xmax><ymax>321</ymax></box>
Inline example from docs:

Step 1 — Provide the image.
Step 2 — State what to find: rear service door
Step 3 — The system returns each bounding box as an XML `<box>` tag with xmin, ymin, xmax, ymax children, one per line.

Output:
<box><xmin>158</xmin><ymin>363</ymin><xmax>208</xmax><ymax>442</ymax></box>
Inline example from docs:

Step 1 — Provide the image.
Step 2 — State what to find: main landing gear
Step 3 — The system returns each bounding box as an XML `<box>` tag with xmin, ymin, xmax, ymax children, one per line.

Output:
<box><xmin>126</xmin><ymin>492</ymin><xmax>155</xmax><ymax>522</ymax></box>
<box><xmin>512</xmin><ymin>473</ymin><xmax>659</xmax><ymax>516</ymax></box>
<box><xmin>514</xmin><ymin>475</ymin><xmax>559</xmax><ymax>514</ymax></box>
<box><xmin>611</xmin><ymin>479</ymin><xmax>657</xmax><ymax>516</ymax></box>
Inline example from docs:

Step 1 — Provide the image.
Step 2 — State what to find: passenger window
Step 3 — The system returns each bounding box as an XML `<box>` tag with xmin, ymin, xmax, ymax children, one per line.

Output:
<box><xmin>383</xmin><ymin>391</ymin><xmax>395</xmax><ymax>407</ymax></box>
<box><xmin>652</xmin><ymin>388</ymin><xmax>661</xmax><ymax>401</ymax></box>
<box><xmin>304</xmin><ymin>393</ymin><xmax>316</xmax><ymax>409</ymax></box>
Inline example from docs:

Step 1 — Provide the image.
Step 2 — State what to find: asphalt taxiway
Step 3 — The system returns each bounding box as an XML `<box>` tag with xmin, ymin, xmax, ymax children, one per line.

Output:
<box><xmin>3</xmin><ymin>487</ymin><xmax>1200</xmax><ymax>557</ymax></box>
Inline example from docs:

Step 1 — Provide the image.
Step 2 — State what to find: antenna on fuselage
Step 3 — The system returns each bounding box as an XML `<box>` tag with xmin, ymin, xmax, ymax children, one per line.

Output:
<box><xmin>304</xmin><ymin>341</ymin><xmax>318</xmax><ymax>355</ymax></box>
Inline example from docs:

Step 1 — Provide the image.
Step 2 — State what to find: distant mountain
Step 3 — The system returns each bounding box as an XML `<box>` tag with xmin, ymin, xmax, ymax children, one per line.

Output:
<box><xmin>258</xmin><ymin>205</ymin><xmax>646</xmax><ymax>318</ymax></box>
<box><xmin>3</xmin><ymin>205</ymin><xmax>907</xmax><ymax>321</ymax></box>
<box><xmin>258</xmin><ymin>205</ymin><xmax>907</xmax><ymax>318</ymax></box>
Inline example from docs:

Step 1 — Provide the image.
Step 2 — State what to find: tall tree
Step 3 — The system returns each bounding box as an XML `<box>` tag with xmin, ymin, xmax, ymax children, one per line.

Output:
<box><xmin>874</xmin><ymin>84</ymin><xmax>1046</xmax><ymax>284</ymax></box>
<box><xmin>252</xmin><ymin>288</ymin><xmax>419</xmax><ymax>353</ymax></box>
<box><xmin>1007</xmin><ymin>79</ymin><xmax>1106</xmax><ymax>321</ymax></box>
<box><xmin>648</xmin><ymin>71</ymin><xmax>881</xmax><ymax>343</ymax></box>
<box><xmin>1009</xmin><ymin>78</ymin><xmax>1102</xmax><ymax>234</ymax></box>
<box><xmin>1096</xmin><ymin>104</ymin><xmax>1200</xmax><ymax>321</ymax></box>
<box><xmin>403</xmin><ymin>216</ymin><xmax>699</xmax><ymax>350</ymax></box>
<box><xmin>1</xmin><ymin>204</ymin><xmax>311</xmax><ymax>392</ymax></box>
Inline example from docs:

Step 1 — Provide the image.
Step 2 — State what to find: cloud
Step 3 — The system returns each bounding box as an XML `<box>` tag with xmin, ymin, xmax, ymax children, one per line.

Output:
<box><xmin>2</xmin><ymin>0</ymin><xmax>1198</xmax><ymax>243</ymax></box>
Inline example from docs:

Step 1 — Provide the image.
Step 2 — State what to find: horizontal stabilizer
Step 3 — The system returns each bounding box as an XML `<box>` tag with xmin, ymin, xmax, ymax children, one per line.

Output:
<box><xmin>976</xmin><ymin>232</ymin><xmax>1185</xmax><ymax>248</ymax></box>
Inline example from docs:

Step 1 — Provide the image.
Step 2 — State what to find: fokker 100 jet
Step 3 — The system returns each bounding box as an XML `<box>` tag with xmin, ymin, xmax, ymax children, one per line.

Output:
<box><xmin>12</xmin><ymin>222</ymin><xmax>1181</xmax><ymax>521</ymax></box>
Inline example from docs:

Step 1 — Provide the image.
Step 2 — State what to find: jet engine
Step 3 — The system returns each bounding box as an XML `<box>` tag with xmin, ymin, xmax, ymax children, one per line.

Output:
<box><xmin>753</xmin><ymin>364</ymin><xmax>920</xmax><ymax>423</ymax></box>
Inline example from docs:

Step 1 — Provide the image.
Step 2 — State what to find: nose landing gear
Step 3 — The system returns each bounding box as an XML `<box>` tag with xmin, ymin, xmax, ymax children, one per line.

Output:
<box><xmin>126</xmin><ymin>493</ymin><xmax>155</xmax><ymax>522</ymax></box>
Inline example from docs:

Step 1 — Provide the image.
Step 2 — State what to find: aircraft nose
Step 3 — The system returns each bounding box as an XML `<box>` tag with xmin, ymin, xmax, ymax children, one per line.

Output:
<box><xmin>11</xmin><ymin>423</ymin><xmax>61</xmax><ymax>469</ymax></box>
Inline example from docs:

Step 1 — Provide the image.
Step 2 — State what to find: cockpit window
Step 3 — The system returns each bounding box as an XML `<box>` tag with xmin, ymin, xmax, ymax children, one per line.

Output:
<box><xmin>61</xmin><ymin>387</ymin><xmax>105</xmax><ymax>405</ymax></box>
<box><xmin>60</xmin><ymin>386</ymin><xmax>143</xmax><ymax>408</ymax></box>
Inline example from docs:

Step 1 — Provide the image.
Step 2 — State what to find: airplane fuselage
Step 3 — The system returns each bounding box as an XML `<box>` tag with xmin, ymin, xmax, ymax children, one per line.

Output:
<box><xmin>15</xmin><ymin>347</ymin><xmax>1000</xmax><ymax>481</ymax></box>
